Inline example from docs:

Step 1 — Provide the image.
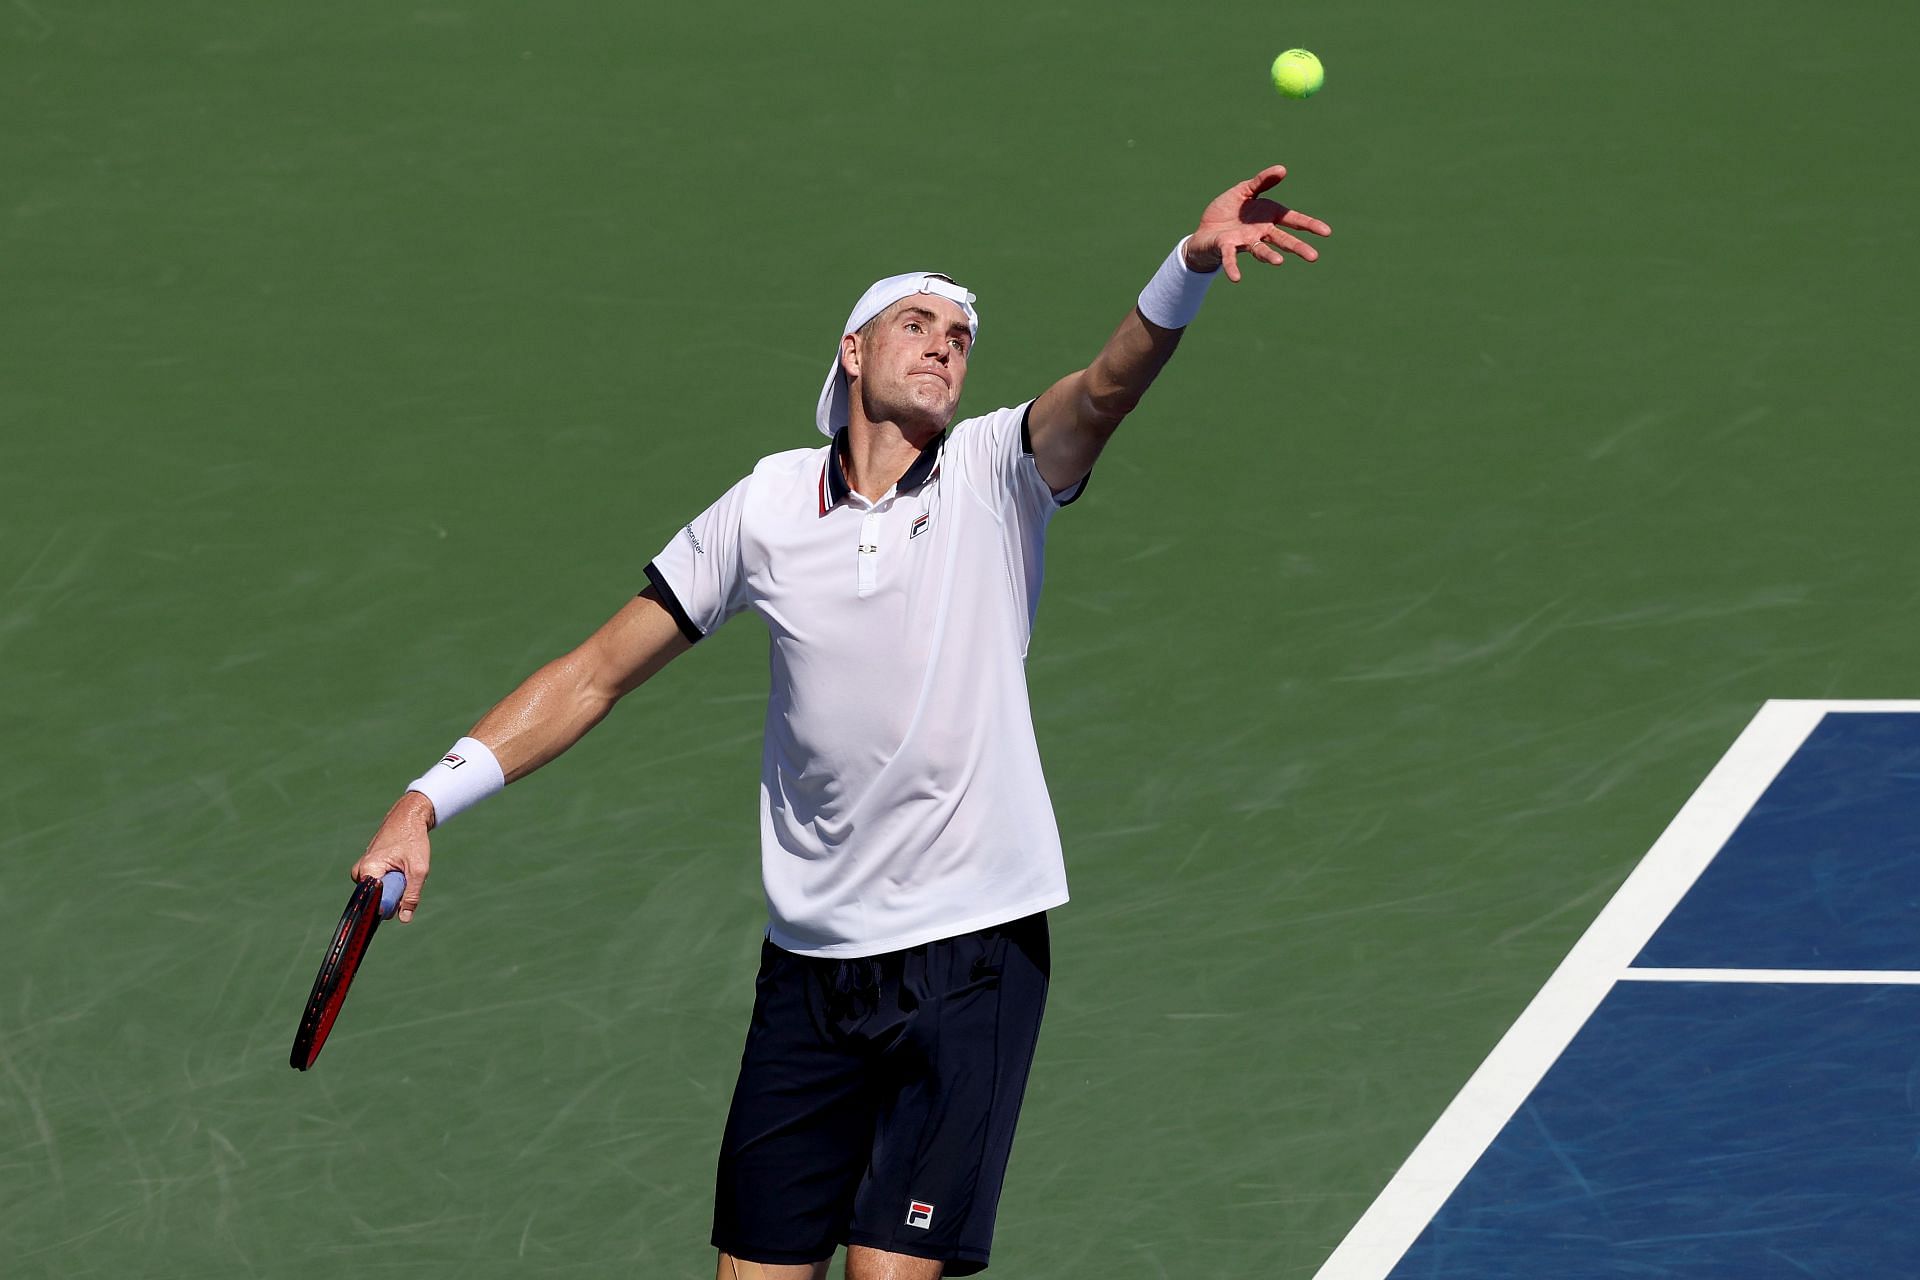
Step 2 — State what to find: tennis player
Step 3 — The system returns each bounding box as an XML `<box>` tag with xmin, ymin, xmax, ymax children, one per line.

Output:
<box><xmin>353</xmin><ymin>166</ymin><xmax>1329</xmax><ymax>1279</ymax></box>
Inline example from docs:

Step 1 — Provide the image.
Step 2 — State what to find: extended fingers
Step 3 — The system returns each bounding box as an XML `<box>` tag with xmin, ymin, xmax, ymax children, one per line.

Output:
<box><xmin>1246</xmin><ymin>164</ymin><xmax>1288</xmax><ymax>196</ymax></box>
<box><xmin>1261</xmin><ymin>225</ymin><xmax>1319</xmax><ymax>262</ymax></box>
<box><xmin>1279</xmin><ymin>207</ymin><xmax>1332</xmax><ymax>237</ymax></box>
<box><xmin>1219</xmin><ymin>241</ymin><xmax>1243</xmax><ymax>283</ymax></box>
<box><xmin>1227</xmin><ymin>226</ymin><xmax>1316</xmax><ymax>271</ymax></box>
<box><xmin>1207</xmin><ymin>166</ymin><xmax>1329</xmax><ymax>278</ymax></box>
<box><xmin>1246</xmin><ymin>239</ymin><xmax>1287</xmax><ymax>268</ymax></box>
<box><xmin>1248</xmin><ymin>199</ymin><xmax>1332</xmax><ymax>239</ymax></box>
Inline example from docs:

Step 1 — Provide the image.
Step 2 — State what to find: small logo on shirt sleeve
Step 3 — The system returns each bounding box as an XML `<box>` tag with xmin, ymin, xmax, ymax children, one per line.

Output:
<box><xmin>905</xmin><ymin>1200</ymin><xmax>935</xmax><ymax>1229</ymax></box>
<box><xmin>909</xmin><ymin>513</ymin><xmax>930</xmax><ymax>539</ymax></box>
<box><xmin>682</xmin><ymin>524</ymin><xmax>706</xmax><ymax>555</ymax></box>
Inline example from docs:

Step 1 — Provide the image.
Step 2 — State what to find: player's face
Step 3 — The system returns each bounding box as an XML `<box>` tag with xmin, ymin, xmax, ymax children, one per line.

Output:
<box><xmin>847</xmin><ymin>296</ymin><xmax>973</xmax><ymax>435</ymax></box>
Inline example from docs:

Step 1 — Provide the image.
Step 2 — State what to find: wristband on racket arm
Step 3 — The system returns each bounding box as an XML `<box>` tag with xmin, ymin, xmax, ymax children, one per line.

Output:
<box><xmin>406</xmin><ymin>736</ymin><xmax>505</xmax><ymax>825</ymax></box>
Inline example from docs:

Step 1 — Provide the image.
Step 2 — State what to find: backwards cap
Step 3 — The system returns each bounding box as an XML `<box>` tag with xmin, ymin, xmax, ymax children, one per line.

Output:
<box><xmin>814</xmin><ymin>272</ymin><xmax>979</xmax><ymax>437</ymax></box>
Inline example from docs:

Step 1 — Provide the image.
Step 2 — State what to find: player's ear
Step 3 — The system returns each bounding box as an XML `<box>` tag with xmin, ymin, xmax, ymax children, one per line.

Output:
<box><xmin>841</xmin><ymin>331</ymin><xmax>861</xmax><ymax>379</ymax></box>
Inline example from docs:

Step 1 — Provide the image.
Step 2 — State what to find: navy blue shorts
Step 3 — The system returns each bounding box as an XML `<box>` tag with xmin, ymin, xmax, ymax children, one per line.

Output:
<box><xmin>712</xmin><ymin>913</ymin><xmax>1050</xmax><ymax>1275</ymax></box>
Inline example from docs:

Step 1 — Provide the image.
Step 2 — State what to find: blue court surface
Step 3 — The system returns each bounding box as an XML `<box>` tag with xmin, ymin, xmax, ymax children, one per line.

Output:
<box><xmin>1317</xmin><ymin>701</ymin><xmax>1920</xmax><ymax>1279</ymax></box>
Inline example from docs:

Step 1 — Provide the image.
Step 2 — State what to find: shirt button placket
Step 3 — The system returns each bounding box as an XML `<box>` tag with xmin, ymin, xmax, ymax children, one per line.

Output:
<box><xmin>857</xmin><ymin>508</ymin><xmax>881</xmax><ymax>596</ymax></box>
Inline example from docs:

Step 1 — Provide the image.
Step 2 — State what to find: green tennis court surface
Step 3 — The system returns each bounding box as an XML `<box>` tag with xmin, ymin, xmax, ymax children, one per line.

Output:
<box><xmin>4</xmin><ymin>2</ymin><xmax>1916</xmax><ymax>1274</ymax></box>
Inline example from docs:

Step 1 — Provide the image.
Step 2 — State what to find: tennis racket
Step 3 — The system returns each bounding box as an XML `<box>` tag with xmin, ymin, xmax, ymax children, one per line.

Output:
<box><xmin>290</xmin><ymin>870</ymin><xmax>406</xmax><ymax>1071</ymax></box>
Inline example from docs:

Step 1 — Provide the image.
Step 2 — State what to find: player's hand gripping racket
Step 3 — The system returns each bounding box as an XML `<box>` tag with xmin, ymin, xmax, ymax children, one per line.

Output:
<box><xmin>290</xmin><ymin>870</ymin><xmax>405</xmax><ymax>1071</ymax></box>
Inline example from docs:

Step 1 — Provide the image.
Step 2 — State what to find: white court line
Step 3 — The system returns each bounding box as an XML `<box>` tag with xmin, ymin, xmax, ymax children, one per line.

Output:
<box><xmin>1621</xmin><ymin>968</ymin><xmax>1920</xmax><ymax>985</ymax></box>
<box><xmin>1312</xmin><ymin>699</ymin><xmax>1920</xmax><ymax>1280</ymax></box>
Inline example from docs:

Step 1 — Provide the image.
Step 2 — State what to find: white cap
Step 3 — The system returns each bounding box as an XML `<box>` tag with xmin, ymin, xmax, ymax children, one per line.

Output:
<box><xmin>814</xmin><ymin>272</ymin><xmax>979</xmax><ymax>437</ymax></box>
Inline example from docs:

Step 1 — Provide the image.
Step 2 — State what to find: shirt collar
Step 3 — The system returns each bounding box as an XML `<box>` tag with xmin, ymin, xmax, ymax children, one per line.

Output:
<box><xmin>819</xmin><ymin>427</ymin><xmax>944</xmax><ymax>516</ymax></box>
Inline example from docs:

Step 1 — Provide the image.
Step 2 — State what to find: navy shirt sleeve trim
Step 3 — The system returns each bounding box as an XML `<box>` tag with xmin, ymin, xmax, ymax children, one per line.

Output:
<box><xmin>1019</xmin><ymin>401</ymin><xmax>1091</xmax><ymax>506</ymax></box>
<box><xmin>643</xmin><ymin>560</ymin><xmax>704</xmax><ymax>645</ymax></box>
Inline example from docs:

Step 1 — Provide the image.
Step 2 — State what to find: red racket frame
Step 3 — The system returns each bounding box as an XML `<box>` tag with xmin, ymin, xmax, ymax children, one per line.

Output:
<box><xmin>290</xmin><ymin>877</ymin><xmax>384</xmax><ymax>1071</ymax></box>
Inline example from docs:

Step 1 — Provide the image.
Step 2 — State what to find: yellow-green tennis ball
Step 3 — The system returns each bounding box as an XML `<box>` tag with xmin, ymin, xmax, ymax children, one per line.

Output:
<box><xmin>1271</xmin><ymin>48</ymin><xmax>1324</xmax><ymax>99</ymax></box>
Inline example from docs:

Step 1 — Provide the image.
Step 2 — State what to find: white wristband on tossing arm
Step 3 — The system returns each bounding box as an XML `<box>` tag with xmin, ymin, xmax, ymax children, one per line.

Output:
<box><xmin>1135</xmin><ymin>235</ymin><xmax>1219</xmax><ymax>330</ymax></box>
<box><xmin>406</xmin><ymin>736</ymin><xmax>505</xmax><ymax>825</ymax></box>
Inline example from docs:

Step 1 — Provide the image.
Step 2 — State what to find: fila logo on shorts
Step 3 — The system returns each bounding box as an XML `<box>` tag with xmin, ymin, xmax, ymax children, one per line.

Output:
<box><xmin>905</xmin><ymin>1200</ymin><xmax>935</xmax><ymax>1229</ymax></box>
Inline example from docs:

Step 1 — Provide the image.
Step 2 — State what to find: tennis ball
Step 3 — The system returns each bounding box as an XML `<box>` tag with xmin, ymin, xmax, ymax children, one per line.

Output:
<box><xmin>1271</xmin><ymin>48</ymin><xmax>1324</xmax><ymax>99</ymax></box>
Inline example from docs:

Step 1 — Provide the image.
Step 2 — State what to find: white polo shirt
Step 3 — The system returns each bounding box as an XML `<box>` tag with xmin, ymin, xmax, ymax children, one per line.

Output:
<box><xmin>645</xmin><ymin>402</ymin><xmax>1084</xmax><ymax>958</ymax></box>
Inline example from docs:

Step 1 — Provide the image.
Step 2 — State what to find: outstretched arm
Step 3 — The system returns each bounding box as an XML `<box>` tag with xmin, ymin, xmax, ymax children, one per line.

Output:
<box><xmin>350</xmin><ymin>588</ymin><xmax>692</xmax><ymax>920</ymax></box>
<box><xmin>1026</xmin><ymin>165</ymin><xmax>1331</xmax><ymax>493</ymax></box>
<box><xmin>456</xmin><ymin>587</ymin><xmax>691</xmax><ymax>782</ymax></box>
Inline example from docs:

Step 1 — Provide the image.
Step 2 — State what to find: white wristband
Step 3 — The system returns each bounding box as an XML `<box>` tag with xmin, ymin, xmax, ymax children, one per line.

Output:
<box><xmin>1136</xmin><ymin>235</ymin><xmax>1218</xmax><ymax>330</ymax></box>
<box><xmin>406</xmin><ymin>736</ymin><xmax>505</xmax><ymax>825</ymax></box>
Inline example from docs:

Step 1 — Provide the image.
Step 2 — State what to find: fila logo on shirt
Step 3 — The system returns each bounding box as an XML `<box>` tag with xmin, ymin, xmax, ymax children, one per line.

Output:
<box><xmin>910</xmin><ymin>513</ymin><xmax>930</xmax><ymax>539</ymax></box>
<box><xmin>905</xmin><ymin>1200</ymin><xmax>935</xmax><ymax>1229</ymax></box>
<box><xmin>441</xmin><ymin>753</ymin><xmax>466</xmax><ymax>769</ymax></box>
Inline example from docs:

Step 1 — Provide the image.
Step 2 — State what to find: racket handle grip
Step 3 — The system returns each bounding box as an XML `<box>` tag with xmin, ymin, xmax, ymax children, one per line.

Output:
<box><xmin>379</xmin><ymin>870</ymin><xmax>407</xmax><ymax>919</ymax></box>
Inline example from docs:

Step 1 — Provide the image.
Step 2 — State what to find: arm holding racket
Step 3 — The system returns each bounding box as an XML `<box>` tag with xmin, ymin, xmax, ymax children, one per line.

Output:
<box><xmin>351</xmin><ymin>587</ymin><xmax>693</xmax><ymax>921</ymax></box>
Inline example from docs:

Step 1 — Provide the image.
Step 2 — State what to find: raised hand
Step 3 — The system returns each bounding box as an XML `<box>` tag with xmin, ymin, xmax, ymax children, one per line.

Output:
<box><xmin>1184</xmin><ymin>165</ymin><xmax>1331</xmax><ymax>282</ymax></box>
